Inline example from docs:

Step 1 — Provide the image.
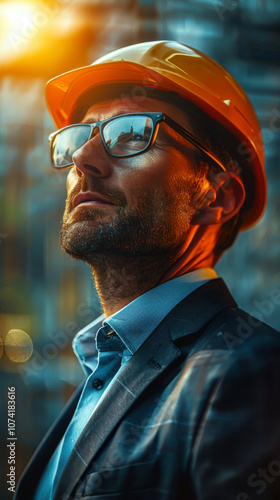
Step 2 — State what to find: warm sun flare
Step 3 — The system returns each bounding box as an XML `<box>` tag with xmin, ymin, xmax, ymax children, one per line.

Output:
<box><xmin>0</xmin><ymin>1</ymin><xmax>44</xmax><ymax>62</ymax></box>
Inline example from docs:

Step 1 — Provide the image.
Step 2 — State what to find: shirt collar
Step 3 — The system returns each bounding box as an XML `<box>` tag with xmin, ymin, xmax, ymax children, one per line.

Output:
<box><xmin>72</xmin><ymin>268</ymin><xmax>217</xmax><ymax>368</ymax></box>
<box><xmin>105</xmin><ymin>268</ymin><xmax>217</xmax><ymax>354</ymax></box>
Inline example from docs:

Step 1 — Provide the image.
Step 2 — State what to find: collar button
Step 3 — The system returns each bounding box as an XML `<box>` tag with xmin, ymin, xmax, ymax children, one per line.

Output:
<box><xmin>92</xmin><ymin>378</ymin><xmax>104</xmax><ymax>390</ymax></box>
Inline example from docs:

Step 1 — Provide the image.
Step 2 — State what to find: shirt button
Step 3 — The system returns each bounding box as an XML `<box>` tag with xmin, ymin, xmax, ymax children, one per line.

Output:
<box><xmin>92</xmin><ymin>378</ymin><xmax>104</xmax><ymax>390</ymax></box>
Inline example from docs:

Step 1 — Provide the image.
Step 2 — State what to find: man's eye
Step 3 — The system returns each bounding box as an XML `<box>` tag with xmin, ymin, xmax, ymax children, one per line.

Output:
<box><xmin>131</xmin><ymin>134</ymin><xmax>149</xmax><ymax>142</ymax></box>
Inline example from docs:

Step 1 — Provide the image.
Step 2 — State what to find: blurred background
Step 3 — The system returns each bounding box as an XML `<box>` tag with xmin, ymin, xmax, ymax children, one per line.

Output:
<box><xmin>0</xmin><ymin>0</ymin><xmax>279</xmax><ymax>497</ymax></box>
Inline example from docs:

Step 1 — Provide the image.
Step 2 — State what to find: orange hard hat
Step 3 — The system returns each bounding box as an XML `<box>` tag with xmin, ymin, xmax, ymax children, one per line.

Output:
<box><xmin>46</xmin><ymin>40</ymin><xmax>266</xmax><ymax>230</ymax></box>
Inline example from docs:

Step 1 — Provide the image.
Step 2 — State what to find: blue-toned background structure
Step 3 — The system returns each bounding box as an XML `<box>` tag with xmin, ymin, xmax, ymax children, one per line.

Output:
<box><xmin>0</xmin><ymin>1</ymin><xmax>279</xmax><ymax>498</ymax></box>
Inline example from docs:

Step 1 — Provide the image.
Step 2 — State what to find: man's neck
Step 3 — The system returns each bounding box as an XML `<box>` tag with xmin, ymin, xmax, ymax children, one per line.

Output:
<box><xmin>90</xmin><ymin>254</ymin><xmax>175</xmax><ymax>317</ymax></box>
<box><xmin>88</xmin><ymin>225</ymin><xmax>219</xmax><ymax>317</ymax></box>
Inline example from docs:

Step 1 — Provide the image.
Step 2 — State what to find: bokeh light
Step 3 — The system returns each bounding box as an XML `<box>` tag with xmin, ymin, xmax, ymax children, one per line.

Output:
<box><xmin>5</xmin><ymin>329</ymin><xmax>33</xmax><ymax>362</ymax></box>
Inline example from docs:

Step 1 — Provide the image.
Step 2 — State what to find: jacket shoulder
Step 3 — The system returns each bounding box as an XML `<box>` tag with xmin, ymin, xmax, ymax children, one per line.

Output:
<box><xmin>186</xmin><ymin>308</ymin><xmax>280</xmax><ymax>500</ymax></box>
<box><xmin>192</xmin><ymin>305</ymin><xmax>280</xmax><ymax>355</ymax></box>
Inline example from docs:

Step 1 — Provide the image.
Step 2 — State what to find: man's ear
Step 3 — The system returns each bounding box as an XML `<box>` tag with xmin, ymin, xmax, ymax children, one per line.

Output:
<box><xmin>191</xmin><ymin>171</ymin><xmax>245</xmax><ymax>225</ymax></box>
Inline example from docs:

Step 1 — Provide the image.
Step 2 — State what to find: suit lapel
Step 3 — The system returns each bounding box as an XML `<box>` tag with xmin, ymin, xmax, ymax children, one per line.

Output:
<box><xmin>54</xmin><ymin>278</ymin><xmax>236</xmax><ymax>500</ymax></box>
<box><xmin>54</xmin><ymin>319</ymin><xmax>182</xmax><ymax>500</ymax></box>
<box><xmin>167</xmin><ymin>278</ymin><xmax>237</xmax><ymax>341</ymax></box>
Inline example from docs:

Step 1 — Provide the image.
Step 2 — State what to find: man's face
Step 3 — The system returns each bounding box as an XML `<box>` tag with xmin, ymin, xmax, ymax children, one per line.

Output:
<box><xmin>59</xmin><ymin>96</ymin><xmax>205</xmax><ymax>264</ymax></box>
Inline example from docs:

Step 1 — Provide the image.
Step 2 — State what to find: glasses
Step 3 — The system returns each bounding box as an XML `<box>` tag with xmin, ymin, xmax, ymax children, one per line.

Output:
<box><xmin>48</xmin><ymin>112</ymin><xmax>226</xmax><ymax>171</ymax></box>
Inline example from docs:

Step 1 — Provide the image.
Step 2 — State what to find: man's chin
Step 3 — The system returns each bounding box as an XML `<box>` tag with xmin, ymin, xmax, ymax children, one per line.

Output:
<box><xmin>59</xmin><ymin>220</ymin><xmax>97</xmax><ymax>261</ymax></box>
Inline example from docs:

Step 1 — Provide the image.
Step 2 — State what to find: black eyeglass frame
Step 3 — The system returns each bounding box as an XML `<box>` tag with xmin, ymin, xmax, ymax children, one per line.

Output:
<box><xmin>48</xmin><ymin>112</ymin><xmax>226</xmax><ymax>172</ymax></box>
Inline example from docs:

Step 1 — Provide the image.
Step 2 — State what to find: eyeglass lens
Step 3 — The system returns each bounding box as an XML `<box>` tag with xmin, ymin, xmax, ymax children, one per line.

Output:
<box><xmin>103</xmin><ymin>115</ymin><xmax>153</xmax><ymax>156</ymax></box>
<box><xmin>51</xmin><ymin>115</ymin><xmax>154</xmax><ymax>168</ymax></box>
<box><xmin>51</xmin><ymin>126</ymin><xmax>90</xmax><ymax>168</ymax></box>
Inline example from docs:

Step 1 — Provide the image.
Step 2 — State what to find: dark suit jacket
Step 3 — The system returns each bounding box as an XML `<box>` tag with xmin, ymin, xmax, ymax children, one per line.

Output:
<box><xmin>15</xmin><ymin>279</ymin><xmax>280</xmax><ymax>500</ymax></box>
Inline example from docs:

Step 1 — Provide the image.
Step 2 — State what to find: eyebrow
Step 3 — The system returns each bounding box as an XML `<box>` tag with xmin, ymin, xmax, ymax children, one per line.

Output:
<box><xmin>80</xmin><ymin>109</ymin><xmax>142</xmax><ymax>124</ymax></box>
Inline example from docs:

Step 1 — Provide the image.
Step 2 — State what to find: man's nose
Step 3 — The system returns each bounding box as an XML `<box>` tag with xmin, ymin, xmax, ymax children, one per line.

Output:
<box><xmin>72</xmin><ymin>132</ymin><xmax>111</xmax><ymax>178</ymax></box>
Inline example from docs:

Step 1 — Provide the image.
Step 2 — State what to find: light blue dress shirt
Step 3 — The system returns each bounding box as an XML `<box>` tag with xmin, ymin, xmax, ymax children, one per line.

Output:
<box><xmin>34</xmin><ymin>268</ymin><xmax>217</xmax><ymax>499</ymax></box>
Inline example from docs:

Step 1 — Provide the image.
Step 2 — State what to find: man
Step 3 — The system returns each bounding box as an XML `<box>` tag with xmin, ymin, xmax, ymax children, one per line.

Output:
<box><xmin>15</xmin><ymin>41</ymin><xmax>280</xmax><ymax>500</ymax></box>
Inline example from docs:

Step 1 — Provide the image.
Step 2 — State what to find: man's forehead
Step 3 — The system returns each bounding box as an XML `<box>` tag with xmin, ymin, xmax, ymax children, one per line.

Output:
<box><xmin>80</xmin><ymin>96</ymin><xmax>191</xmax><ymax>127</ymax></box>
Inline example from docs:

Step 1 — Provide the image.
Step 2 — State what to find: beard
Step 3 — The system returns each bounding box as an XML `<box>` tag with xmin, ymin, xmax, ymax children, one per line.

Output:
<box><xmin>59</xmin><ymin>180</ymin><xmax>196</xmax><ymax>265</ymax></box>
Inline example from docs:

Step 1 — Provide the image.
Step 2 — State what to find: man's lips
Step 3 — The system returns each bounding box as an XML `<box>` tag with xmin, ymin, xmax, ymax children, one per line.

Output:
<box><xmin>72</xmin><ymin>191</ymin><xmax>115</xmax><ymax>210</ymax></box>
